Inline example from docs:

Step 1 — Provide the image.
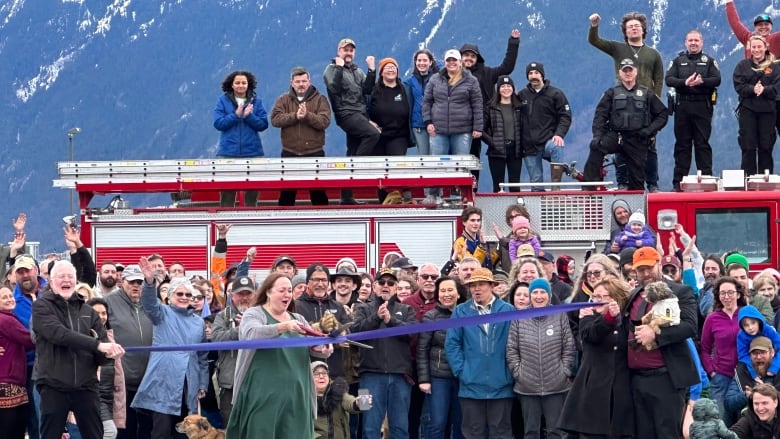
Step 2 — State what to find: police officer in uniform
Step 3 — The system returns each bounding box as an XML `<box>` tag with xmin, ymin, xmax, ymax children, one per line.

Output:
<box><xmin>584</xmin><ymin>58</ymin><xmax>669</xmax><ymax>190</ymax></box>
<box><xmin>665</xmin><ymin>30</ymin><xmax>721</xmax><ymax>191</ymax></box>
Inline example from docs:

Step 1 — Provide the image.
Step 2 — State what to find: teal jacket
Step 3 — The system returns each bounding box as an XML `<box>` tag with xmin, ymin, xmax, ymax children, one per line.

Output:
<box><xmin>445</xmin><ymin>297</ymin><xmax>514</xmax><ymax>399</ymax></box>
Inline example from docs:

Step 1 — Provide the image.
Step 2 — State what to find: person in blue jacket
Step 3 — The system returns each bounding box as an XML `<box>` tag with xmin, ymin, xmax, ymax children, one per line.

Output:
<box><xmin>130</xmin><ymin>257</ymin><xmax>208</xmax><ymax>439</ymax></box>
<box><xmin>445</xmin><ymin>267</ymin><xmax>515</xmax><ymax>438</ymax></box>
<box><xmin>213</xmin><ymin>70</ymin><xmax>269</xmax><ymax>207</ymax></box>
<box><xmin>737</xmin><ymin>305</ymin><xmax>780</xmax><ymax>379</ymax></box>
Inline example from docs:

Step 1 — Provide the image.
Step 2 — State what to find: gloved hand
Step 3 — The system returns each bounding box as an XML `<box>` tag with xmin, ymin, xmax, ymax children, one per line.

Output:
<box><xmin>638</xmin><ymin>128</ymin><xmax>653</xmax><ymax>139</ymax></box>
<box><xmin>319</xmin><ymin>312</ymin><xmax>340</xmax><ymax>333</ymax></box>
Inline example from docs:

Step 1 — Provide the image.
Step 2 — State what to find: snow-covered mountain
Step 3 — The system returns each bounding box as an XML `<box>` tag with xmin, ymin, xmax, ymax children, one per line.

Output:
<box><xmin>0</xmin><ymin>0</ymin><xmax>771</xmax><ymax>250</ymax></box>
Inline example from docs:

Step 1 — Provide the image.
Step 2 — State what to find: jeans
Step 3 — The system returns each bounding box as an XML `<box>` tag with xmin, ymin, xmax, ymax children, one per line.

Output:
<box><xmin>360</xmin><ymin>373</ymin><xmax>412</xmax><ymax>439</ymax></box>
<box><xmin>413</xmin><ymin>127</ymin><xmax>431</xmax><ymax>155</ymax></box>
<box><xmin>709</xmin><ymin>373</ymin><xmax>746</xmax><ymax>427</ymax></box>
<box><xmin>429</xmin><ymin>133</ymin><xmax>472</xmax><ymax>196</ymax></box>
<box><xmin>427</xmin><ymin>377</ymin><xmax>463</xmax><ymax>439</ymax></box>
<box><xmin>524</xmin><ymin>141</ymin><xmax>564</xmax><ymax>191</ymax></box>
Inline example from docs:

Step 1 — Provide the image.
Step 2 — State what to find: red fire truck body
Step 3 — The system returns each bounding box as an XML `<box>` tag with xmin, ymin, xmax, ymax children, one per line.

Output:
<box><xmin>55</xmin><ymin>157</ymin><xmax>780</xmax><ymax>276</ymax></box>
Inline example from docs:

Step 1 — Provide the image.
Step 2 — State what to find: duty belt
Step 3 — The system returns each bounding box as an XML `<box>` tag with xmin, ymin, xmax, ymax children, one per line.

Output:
<box><xmin>678</xmin><ymin>94</ymin><xmax>709</xmax><ymax>101</ymax></box>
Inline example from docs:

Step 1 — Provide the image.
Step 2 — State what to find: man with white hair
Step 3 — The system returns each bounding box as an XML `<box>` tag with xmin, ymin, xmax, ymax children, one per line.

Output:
<box><xmin>32</xmin><ymin>260</ymin><xmax>125</xmax><ymax>439</ymax></box>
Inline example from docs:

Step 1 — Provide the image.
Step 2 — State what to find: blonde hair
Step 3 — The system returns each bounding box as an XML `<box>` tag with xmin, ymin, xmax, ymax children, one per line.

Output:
<box><xmin>748</xmin><ymin>35</ymin><xmax>776</xmax><ymax>71</ymax></box>
<box><xmin>75</xmin><ymin>282</ymin><xmax>94</xmax><ymax>300</ymax></box>
<box><xmin>753</xmin><ymin>274</ymin><xmax>778</xmax><ymax>292</ymax></box>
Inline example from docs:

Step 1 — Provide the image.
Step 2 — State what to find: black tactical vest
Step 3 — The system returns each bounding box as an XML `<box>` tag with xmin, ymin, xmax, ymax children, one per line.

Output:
<box><xmin>609</xmin><ymin>85</ymin><xmax>650</xmax><ymax>132</ymax></box>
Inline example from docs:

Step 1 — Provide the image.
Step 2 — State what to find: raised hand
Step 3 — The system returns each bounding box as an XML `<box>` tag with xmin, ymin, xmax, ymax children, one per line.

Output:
<box><xmin>12</xmin><ymin>213</ymin><xmax>26</xmax><ymax>232</ymax></box>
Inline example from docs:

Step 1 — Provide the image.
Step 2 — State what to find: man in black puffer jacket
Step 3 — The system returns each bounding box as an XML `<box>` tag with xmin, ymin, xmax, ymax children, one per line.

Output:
<box><xmin>32</xmin><ymin>261</ymin><xmax>124</xmax><ymax>439</ymax></box>
<box><xmin>460</xmin><ymin>29</ymin><xmax>520</xmax><ymax>187</ymax></box>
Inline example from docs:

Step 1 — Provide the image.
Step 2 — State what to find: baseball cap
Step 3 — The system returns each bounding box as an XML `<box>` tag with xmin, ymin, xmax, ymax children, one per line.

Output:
<box><xmin>376</xmin><ymin>267</ymin><xmax>398</xmax><ymax>281</ymax></box>
<box><xmin>516</xmin><ymin>244</ymin><xmax>536</xmax><ymax>258</ymax></box>
<box><xmin>121</xmin><ymin>264</ymin><xmax>144</xmax><ymax>281</ymax></box>
<box><xmin>338</xmin><ymin>38</ymin><xmax>356</xmax><ymax>49</ymax></box>
<box><xmin>632</xmin><ymin>247</ymin><xmax>660</xmax><ymax>268</ymax></box>
<box><xmin>537</xmin><ymin>250</ymin><xmax>555</xmax><ymax>264</ymax></box>
<box><xmin>620</xmin><ymin>58</ymin><xmax>637</xmax><ymax>71</ymax></box>
<box><xmin>272</xmin><ymin>255</ymin><xmax>296</xmax><ymax>270</ymax></box>
<box><xmin>661</xmin><ymin>255</ymin><xmax>681</xmax><ymax>269</ymax></box>
<box><xmin>311</xmin><ymin>360</ymin><xmax>329</xmax><ymax>373</ymax></box>
<box><xmin>231</xmin><ymin>276</ymin><xmax>256</xmax><ymax>294</ymax></box>
<box><xmin>750</xmin><ymin>336</ymin><xmax>773</xmax><ymax>352</ymax></box>
<box><xmin>755</xmin><ymin>14</ymin><xmax>773</xmax><ymax>26</ymax></box>
<box><xmin>13</xmin><ymin>255</ymin><xmax>36</xmax><ymax>272</ymax></box>
<box><xmin>391</xmin><ymin>257</ymin><xmax>418</xmax><ymax>270</ymax></box>
<box><xmin>444</xmin><ymin>49</ymin><xmax>461</xmax><ymax>61</ymax></box>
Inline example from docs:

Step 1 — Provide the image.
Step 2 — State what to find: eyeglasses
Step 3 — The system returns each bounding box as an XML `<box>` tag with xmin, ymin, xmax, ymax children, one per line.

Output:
<box><xmin>662</xmin><ymin>267</ymin><xmax>679</xmax><ymax>275</ymax></box>
<box><xmin>310</xmin><ymin>277</ymin><xmax>329</xmax><ymax>283</ymax></box>
<box><xmin>719</xmin><ymin>290</ymin><xmax>738</xmax><ymax>297</ymax></box>
<box><xmin>313</xmin><ymin>372</ymin><xmax>328</xmax><ymax>377</ymax></box>
<box><xmin>585</xmin><ymin>270</ymin><xmax>604</xmax><ymax>278</ymax></box>
<box><xmin>174</xmin><ymin>291</ymin><xmax>193</xmax><ymax>298</ymax></box>
<box><xmin>626</xmin><ymin>24</ymin><xmax>643</xmax><ymax>29</ymax></box>
<box><xmin>376</xmin><ymin>279</ymin><xmax>397</xmax><ymax>286</ymax></box>
<box><xmin>591</xmin><ymin>294</ymin><xmax>611</xmax><ymax>301</ymax></box>
<box><xmin>126</xmin><ymin>279</ymin><xmax>143</xmax><ymax>286</ymax></box>
<box><xmin>191</xmin><ymin>295</ymin><xmax>204</xmax><ymax>302</ymax></box>
<box><xmin>420</xmin><ymin>274</ymin><xmax>439</xmax><ymax>280</ymax></box>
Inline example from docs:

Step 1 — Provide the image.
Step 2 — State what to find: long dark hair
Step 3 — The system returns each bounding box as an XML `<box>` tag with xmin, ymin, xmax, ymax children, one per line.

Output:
<box><xmin>433</xmin><ymin>276</ymin><xmax>467</xmax><ymax>304</ymax></box>
<box><xmin>86</xmin><ymin>297</ymin><xmax>111</xmax><ymax>330</ymax></box>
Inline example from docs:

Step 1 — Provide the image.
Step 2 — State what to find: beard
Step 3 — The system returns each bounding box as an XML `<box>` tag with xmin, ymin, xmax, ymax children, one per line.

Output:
<box><xmin>100</xmin><ymin>276</ymin><xmax>117</xmax><ymax>289</ymax></box>
<box><xmin>755</xmin><ymin>362</ymin><xmax>769</xmax><ymax>377</ymax></box>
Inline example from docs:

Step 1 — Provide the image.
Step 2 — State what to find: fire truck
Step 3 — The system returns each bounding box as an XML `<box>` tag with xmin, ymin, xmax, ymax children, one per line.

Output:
<box><xmin>54</xmin><ymin>158</ymin><xmax>780</xmax><ymax>275</ymax></box>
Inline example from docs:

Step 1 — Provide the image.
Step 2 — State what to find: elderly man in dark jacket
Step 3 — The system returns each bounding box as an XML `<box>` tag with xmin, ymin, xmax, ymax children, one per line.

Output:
<box><xmin>352</xmin><ymin>268</ymin><xmax>417</xmax><ymax>439</ymax></box>
<box><xmin>460</xmin><ymin>29</ymin><xmax>520</xmax><ymax>186</ymax></box>
<box><xmin>32</xmin><ymin>261</ymin><xmax>124</xmax><ymax>439</ymax></box>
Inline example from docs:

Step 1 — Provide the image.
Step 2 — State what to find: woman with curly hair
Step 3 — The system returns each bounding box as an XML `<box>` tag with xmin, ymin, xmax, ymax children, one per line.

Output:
<box><xmin>213</xmin><ymin>70</ymin><xmax>269</xmax><ymax>207</ymax></box>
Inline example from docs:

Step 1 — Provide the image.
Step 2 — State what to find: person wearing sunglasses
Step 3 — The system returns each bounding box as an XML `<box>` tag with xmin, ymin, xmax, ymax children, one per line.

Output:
<box><xmin>352</xmin><ymin>268</ymin><xmax>417</xmax><ymax>438</ymax></box>
<box><xmin>104</xmin><ymin>264</ymin><xmax>155</xmax><ymax>439</ymax></box>
<box><xmin>567</xmin><ymin>254</ymin><xmax>621</xmax><ymax>346</ymax></box>
<box><xmin>130</xmin><ymin>257</ymin><xmax>209</xmax><ymax>439</ymax></box>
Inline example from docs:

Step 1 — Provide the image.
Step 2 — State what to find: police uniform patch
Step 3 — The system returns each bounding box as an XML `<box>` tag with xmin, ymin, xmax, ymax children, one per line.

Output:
<box><xmin>701</xmin><ymin>55</ymin><xmax>708</xmax><ymax>62</ymax></box>
<box><xmin>667</xmin><ymin>60</ymin><xmax>674</xmax><ymax>69</ymax></box>
<box><xmin>636</xmin><ymin>89</ymin><xmax>644</xmax><ymax>97</ymax></box>
<box><xmin>564</xmin><ymin>104</ymin><xmax>570</xmax><ymax>111</ymax></box>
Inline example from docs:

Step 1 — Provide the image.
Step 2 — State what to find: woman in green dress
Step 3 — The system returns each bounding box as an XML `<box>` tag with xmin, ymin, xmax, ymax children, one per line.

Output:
<box><xmin>226</xmin><ymin>272</ymin><xmax>332</xmax><ymax>438</ymax></box>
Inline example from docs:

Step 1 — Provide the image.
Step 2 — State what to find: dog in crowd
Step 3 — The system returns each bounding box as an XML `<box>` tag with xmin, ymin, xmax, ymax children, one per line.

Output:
<box><xmin>636</xmin><ymin>281</ymin><xmax>681</xmax><ymax>350</ymax></box>
<box><xmin>175</xmin><ymin>414</ymin><xmax>225</xmax><ymax>439</ymax></box>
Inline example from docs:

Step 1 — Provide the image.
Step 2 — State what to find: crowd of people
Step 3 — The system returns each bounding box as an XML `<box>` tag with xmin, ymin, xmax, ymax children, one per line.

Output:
<box><xmin>213</xmin><ymin>1</ymin><xmax>780</xmax><ymax>202</ymax></box>
<box><xmin>4</xmin><ymin>193</ymin><xmax>780</xmax><ymax>438</ymax></box>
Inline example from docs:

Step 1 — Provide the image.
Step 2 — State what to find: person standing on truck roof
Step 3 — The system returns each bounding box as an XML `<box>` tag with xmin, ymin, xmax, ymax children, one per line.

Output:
<box><xmin>665</xmin><ymin>29</ymin><xmax>721</xmax><ymax>192</ymax></box>
<box><xmin>460</xmin><ymin>29</ymin><xmax>521</xmax><ymax>189</ymax></box>
<box><xmin>588</xmin><ymin>11</ymin><xmax>664</xmax><ymax>192</ymax></box>
<box><xmin>213</xmin><ymin>70</ymin><xmax>269</xmax><ymax>207</ymax></box>
<box><xmin>271</xmin><ymin>66</ymin><xmax>331</xmax><ymax>207</ymax></box>
<box><xmin>323</xmin><ymin>37</ymin><xmax>380</xmax><ymax>205</ymax></box>
<box><xmin>583</xmin><ymin>58</ymin><xmax>668</xmax><ymax>190</ymax></box>
<box><xmin>725</xmin><ymin>1</ymin><xmax>780</xmax><ymax>58</ymax></box>
<box><xmin>517</xmin><ymin>62</ymin><xmax>573</xmax><ymax>191</ymax></box>
<box><xmin>733</xmin><ymin>34</ymin><xmax>778</xmax><ymax>176</ymax></box>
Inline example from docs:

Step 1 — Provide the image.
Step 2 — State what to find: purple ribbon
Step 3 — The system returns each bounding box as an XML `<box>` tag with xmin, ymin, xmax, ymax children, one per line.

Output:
<box><xmin>124</xmin><ymin>302</ymin><xmax>599</xmax><ymax>352</ymax></box>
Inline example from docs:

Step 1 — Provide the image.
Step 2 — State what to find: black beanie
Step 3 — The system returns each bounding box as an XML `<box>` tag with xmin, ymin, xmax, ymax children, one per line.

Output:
<box><xmin>526</xmin><ymin>61</ymin><xmax>545</xmax><ymax>79</ymax></box>
<box><xmin>496</xmin><ymin>75</ymin><xmax>514</xmax><ymax>89</ymax></box>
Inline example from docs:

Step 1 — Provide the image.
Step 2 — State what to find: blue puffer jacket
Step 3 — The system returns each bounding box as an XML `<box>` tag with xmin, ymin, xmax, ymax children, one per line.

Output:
<box><xmin>445</xmin><ymin>297</ymin><xmax>515</xmax><ymax>399</ymax></box>
<box><xmin>404</xmin><ymin>69</ymin><xmax>436</xmax><ymax>129</ymax></box>
<box><xmin>213</xmin><ymin>92</ymin><xmax>268</xmax><ymax>157</ymax></box>
<box><xmin>131</xmin><ymin>282</ymin><xmax>208</xmax><ymax>416</ymax></box>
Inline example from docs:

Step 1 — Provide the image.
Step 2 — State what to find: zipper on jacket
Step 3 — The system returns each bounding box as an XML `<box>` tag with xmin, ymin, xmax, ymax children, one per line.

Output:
<box><xmin>67</xmin><ymin>303</ymin><xmax>78</xmax><ymax>385</ymax></box>
<box><xmin>134</xmin><ymin>306</ymin><xmax>143</xmax><ymax>341</ymax></box>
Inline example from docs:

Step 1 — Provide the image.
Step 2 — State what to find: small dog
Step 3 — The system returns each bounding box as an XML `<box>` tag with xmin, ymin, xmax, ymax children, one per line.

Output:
<box><xmin>175</xmin><ymin>414</ymin><xmax>225</xmax><ymax>439</ymax></box>
<box><xmin>636</xmin><ymin>281</ymin><xmax>681</xmax><ymax>350</ymax></box>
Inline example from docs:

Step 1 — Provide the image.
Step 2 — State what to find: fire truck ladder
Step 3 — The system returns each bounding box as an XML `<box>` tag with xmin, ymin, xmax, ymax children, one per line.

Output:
<box><xmin>53</xmin><ymin>155</ymin><xmax>481</xmax><ymax>209</ymax></box>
